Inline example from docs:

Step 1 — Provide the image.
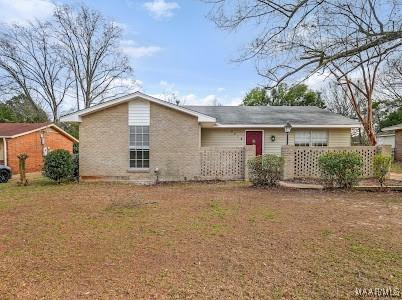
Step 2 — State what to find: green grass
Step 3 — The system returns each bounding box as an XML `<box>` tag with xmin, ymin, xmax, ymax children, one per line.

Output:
<box><xmin>262</xmin><ymin>209</ymin><xmax>276</xmax><ymax>220</ymax></box>
<box><xmin>208</xmin><ymin>200</ymin><xmax>228</xmax><ymax>219</ymax></box>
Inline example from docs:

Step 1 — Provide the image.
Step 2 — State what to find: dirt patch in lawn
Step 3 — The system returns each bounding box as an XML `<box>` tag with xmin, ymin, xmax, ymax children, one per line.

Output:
<box><xmin>0</xmin><ymin>179</ymin><xmax>401</xmax><ymax>299</ymax></box>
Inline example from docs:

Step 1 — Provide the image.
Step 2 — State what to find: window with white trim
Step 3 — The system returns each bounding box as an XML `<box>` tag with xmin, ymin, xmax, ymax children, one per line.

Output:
<box><xmin>129</xmin><ymin>126</ymin><xmax>149</xmax><ymax>168</ymax></box>
<box><xmin>311</xmin><ymin>131</ymin><xmax>328</xmax><ymax>146</ymax></box>
<box><xmin>295</xmin><ymin>130</ymin><xmax>328</xmax><ymax>146</ymax></box>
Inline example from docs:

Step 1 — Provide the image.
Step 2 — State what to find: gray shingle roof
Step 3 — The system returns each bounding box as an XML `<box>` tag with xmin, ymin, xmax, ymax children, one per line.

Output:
<box><xmin>184</xmin><ymin>106</ymin><xmax>360</xmax><ymax>126</ymax></box>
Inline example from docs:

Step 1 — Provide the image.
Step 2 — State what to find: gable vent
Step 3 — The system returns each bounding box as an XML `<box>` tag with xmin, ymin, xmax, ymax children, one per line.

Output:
<box><xmin>129</xmin><ymin>100</ymin><xmax>150</xmax><ymax>126</ymax></box>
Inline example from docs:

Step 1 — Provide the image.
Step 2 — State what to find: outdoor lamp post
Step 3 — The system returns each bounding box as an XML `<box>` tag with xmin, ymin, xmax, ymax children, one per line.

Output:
<box><xmin>284</xmin><ymin>122</ymin><xmax>292</xmax><ymax>145</ymax></box>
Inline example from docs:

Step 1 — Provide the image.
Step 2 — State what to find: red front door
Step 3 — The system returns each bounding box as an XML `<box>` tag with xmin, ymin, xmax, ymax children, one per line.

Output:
<box><xmin>246</xmin><ymin>131</ymin><xmax>263</xmax><ymax>155</ymax></box>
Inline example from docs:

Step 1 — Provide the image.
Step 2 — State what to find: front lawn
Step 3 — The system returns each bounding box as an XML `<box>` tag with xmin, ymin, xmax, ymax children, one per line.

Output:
<box><xmin>0</xmin><ymin>178</ymin><xmax>401</xmax><ymax>299</ymax></box>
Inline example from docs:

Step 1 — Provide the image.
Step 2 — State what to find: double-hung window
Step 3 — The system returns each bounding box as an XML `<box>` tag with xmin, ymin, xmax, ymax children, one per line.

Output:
<box><xmin>311</xmin><ymin>131</ymin><xmax>328</xmax><ymax>146</ymax></box>
<box><xmin>129</xmin><ymin>126</ymin><xmax>149</xmax><ymax>168</ymax></box>
<box><xmin>295</xmin><ymin>130</ymin><xmax>328</xmax><ymax>147</ymax></box>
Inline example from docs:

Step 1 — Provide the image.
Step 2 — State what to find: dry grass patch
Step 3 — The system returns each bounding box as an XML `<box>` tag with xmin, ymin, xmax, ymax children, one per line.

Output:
<box><xmin>0</xmin><ymin>178</ymin><xmax>401</xmax><ymax>299</ymax></box>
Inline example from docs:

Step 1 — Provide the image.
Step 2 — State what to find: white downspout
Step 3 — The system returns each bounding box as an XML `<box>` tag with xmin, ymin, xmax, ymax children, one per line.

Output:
<box><xmin>3</xmin><ymin>138</ymin><xmax>7</xmax><ymax>166</ymax></box>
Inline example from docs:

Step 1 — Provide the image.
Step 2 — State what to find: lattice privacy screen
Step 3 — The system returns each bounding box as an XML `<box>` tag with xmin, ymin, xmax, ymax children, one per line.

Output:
<box><xmin>293</xmin><ymin>146</ymin><xmax>376</xmax><ymax>178</ymax></box>
<box><xmin>200</xmin><ymin>147</ymin><xmax>245</xmax><ymax>180</ymax></box>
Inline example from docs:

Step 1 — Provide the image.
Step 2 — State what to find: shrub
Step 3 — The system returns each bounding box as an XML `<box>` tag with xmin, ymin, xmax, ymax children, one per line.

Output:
<box><xmin>318</xmin><ymin>152</ymin><xmax>363</xmax><ymax>189</ymax></box>
<box><xmin>71</xmin><ymin>153</ymin><xmax>79</xmax><ymax>182</ymax></box>
<box><xmin>373</xmin><ymin>154</ymin><xmax>392</xmax><ymax>187</ymax></box>
<box><xmin>43</xmin><ymin>149</ymin><xmax>73</xmax><ymax>183</ymax></box>
<box><xmin>247</xmin><ymin>154</ymin><xmax>283</xmax><ymax>187</ymax></box>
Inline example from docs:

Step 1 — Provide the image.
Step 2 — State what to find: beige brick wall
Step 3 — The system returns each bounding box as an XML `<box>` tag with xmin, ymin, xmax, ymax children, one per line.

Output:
<box><xmin>79</xmin><ymin>101</ymin><xmax>201</xmax><ymax>181</ymax></box>
<box><xmin>150</xmin><ymin>103</ymin><xmax>200</xmax><ymax>181</ymax></box>
<box><xmin>80</xmin><ymin>103</ymin><xmax>132</xmax><ymax>178</ymax></box>
<box><xmin>395</xmin><ymin>129</ymin><xmax>402</xmax><ymax>161</ymax></box>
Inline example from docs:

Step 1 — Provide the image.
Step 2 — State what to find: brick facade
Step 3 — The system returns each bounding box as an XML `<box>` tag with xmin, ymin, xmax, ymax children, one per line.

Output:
<box><xmin>150</xmin><ymin>103</ymin><xmax>200</xmax><ymax>181</ymax></box>
<box><xmin>6</xmin><ymin>128</ymin><xmax>74</xmax><ymax>174</ymax></box>
<box><xmin>80</xmin><ymin>103</ymin><xmax>131</xmax><ymax>179</ymax></box>
<box><xmin>79</xmin><ymin>102</ymin><xmax>201</xmax><ymax>182</ymax></box>
<box><xmin>395</xmin><ymin>129</ymin><xmax>402</xmax><ymax>161</ymax></box>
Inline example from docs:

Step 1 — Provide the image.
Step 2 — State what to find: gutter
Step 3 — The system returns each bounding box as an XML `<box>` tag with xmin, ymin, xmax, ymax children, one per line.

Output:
<box><xmin>210</xmin><ymin>124</ymin><xmax>362</xmax><ymax>129</ymax></box>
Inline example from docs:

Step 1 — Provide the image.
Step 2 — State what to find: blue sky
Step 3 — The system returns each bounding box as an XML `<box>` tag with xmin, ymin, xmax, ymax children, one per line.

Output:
<box><xmin>0</xmin><ymin>0</ymin><xmax>263</xmax><ymax>105</ymax></box>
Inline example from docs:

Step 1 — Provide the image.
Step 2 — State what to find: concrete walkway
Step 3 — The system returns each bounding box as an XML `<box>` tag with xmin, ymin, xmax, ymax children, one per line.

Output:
<box><xmin>279</xmin><ymin>181</ymin><xmax>324</xmax><ymax>190</ymax></box>
<box><xmin>390</xmin><ymin>172</ymin><xmax>402</xmax><ymax>181</ymax></box>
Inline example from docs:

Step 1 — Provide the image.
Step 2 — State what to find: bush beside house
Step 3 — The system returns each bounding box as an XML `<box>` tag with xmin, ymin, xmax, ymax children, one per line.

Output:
<box><xmin>43</xmin><ymin>149</ymin><xmax>73</xmax><ymax>184</ymax></box>
<box><xmin>247</xmin><ymin>154</ymin><xmax>283</xmax><ymax>187</ymax></box>
<box><xmin>373</xmin><ymin>154</ymin><xmax>392</xmax><ymax>187</ymax></box>
<box><xmin>318</xmin><ymin>152</ymin><xmax>363</xmax><ymax>188</ymax></box>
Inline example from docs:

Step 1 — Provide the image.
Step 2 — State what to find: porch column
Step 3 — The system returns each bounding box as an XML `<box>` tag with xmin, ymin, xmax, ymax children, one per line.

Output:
<box><xmin>244</xmin><ymin>145</ymin><xmax>256</xmax><ymax>181</ymax></box>
<box><xmin>281</xmin><ymin>145</ymin><xmax>295</xmax><ymax>180</ymax></box>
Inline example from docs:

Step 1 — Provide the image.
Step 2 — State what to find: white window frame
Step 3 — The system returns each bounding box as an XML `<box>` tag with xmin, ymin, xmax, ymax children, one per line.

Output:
<box><xmin>295</xmin><ymin>130</ymin><xmax>328</xmax><ymax>147</ymax></box>
<box><xmin>129</xmin><ymin>125</ymin><xmax>150</xmax><ymax>169</ymax></box>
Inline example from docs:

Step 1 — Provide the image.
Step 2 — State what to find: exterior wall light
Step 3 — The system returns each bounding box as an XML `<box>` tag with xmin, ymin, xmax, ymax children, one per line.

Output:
<box><xmin>284</xmin><ymin>122</ymin><xmax>292</xmax><ymax>145</ymax></box>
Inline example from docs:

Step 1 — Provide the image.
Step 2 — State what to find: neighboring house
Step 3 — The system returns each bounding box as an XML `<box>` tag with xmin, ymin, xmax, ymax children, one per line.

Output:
<box><xmin>61</xmin><ymin>92</ymin><xmax>360</xmax><ymax>182</ymax></box>
<box><xmin>382</xmin><ymin>123</ymin><xmax>402</xmax><ymax>161</ymax></box>
<box><xmin>0</xmin><ymin>123</ymin><xmax>78</xmax><ymax>173</ymax></box>
<box><xmin>377</xmin><ymin>131</ymin><xmax>395</xmax><ymax>148</ymax></box>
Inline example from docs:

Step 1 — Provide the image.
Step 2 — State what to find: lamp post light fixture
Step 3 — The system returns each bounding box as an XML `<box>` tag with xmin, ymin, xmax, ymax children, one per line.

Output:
<box><xmin>284</xmin><ymin>122</ymin><xmax>292</xmax><ymax>145</ymax></box>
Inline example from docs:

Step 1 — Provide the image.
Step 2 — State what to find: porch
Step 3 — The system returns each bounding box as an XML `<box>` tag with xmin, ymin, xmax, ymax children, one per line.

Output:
<box><xmin>198</xmin><ymin>145</ymin><xmax>390</xmax><ymax>181</ymax></box>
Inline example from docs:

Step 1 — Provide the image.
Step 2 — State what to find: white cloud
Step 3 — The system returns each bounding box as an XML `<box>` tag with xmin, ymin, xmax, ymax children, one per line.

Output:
<box><xmin>159</xmin><ymin>80</ymin><xmax>175</xmax><ymax>91</ymax></box>
<box><xmin>120</xmin><ymin>40</ymin><xmax>162</xmax><ymax>59</ymax></box>
<box><xmin>152</xmin><ymin>92</ymin><xmax>243</xmax><ymax>106</ymax></box>
<box><xmin>178</xmin><ymin>93</ymin><xmax>221</xmax><ymax>106</ymax></box>
<box><xmin>117</xmin><ymin>78</ymin><xmax>144</xmax><ymax>92</ymax></box>
<box><xmin>228</xmin><ymin>97</ymin><xmax>242</xmax><ymax>106</ymax></box>
<box><xmin>149</xmin><ymin>80</ymin><xmax>243</xmax><ymax>106</ymax></box>
<box><xmin>303</xmin><ymin>71</ymin><xmax>332</xmax><ymax>91</ymax></box>
<box><xmin>112</xmin><ymin>21</ymin><xmax>128</xmax><ymax>32</ymax></box>
<box><xmin>0</xmin><ymin>0</ymin><xmax>54</xmax><ymax>24</ymax></box>
<box><xmin>143</xmin><ymin>0</ymin><xmax>180</xmax><ymax>20</ymax></box>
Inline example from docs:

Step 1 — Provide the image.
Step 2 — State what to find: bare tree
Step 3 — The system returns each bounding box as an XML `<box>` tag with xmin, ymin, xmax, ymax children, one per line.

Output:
<box><xmin>206</xmin><ymin>0</ymin><xmax>402</xmax><ymax>145</ymax></box>
<box><xmin>0</xmin><ymin>22</ymin><xmax>73</xmax><ymax>122</ymax></box>
<box><xmin>206</xmin><ymin>0</ymin><xmax>402</xmax><ymax>83</ymax></box>
<box><xmin>325</xmin><ymin>39</ymin><xmax>392</xmax><ymax>145</ymax></box>
<box><xmin>54</xmin><ymin>5</ymin><xmax>132</xmax><ymax>109</ymax></box>
<box><xmin>378</xmin><ymin>56</ymin><xmax>402</xmax><ymax>109</ymax></box>
<box><xmin>323</xmin><ymin>80</ymin><xmax>356</xmax><ymax>119</ymax></box>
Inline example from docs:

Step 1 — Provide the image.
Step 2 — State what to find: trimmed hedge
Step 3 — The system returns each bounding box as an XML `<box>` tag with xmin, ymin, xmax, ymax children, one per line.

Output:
<box><xmin>43</xmin><ymin>149</ymin><xmax>73</xmax><ymax>183</ymax></box>
<box><xmin>247</xmin><ymin>154</ymin><xmax>283</xmax><ymax>187</ymax></box>
<box><xmin>318</xmin><ymin>152</ymin><xmax>363</xmax><ymax>188</ymax></box>
<box><xmin>72</xmin><ymin>153</ymin><xmax>79</xmax><ymax>182</ymax></box>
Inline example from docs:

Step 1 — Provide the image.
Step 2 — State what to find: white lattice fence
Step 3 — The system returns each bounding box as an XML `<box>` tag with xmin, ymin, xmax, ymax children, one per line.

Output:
<box><xmin>292</xmin><ymin>146</ymin><xmax>376</xmax><ymax>178</ymax></box>
<box><xmin>200</xmin><ymin>147</ymin><xmax>245</xmax><ymax>180</ymax></box>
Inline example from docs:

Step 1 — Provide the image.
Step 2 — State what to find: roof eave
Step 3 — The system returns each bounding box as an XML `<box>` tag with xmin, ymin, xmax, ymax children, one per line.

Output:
<box><xmin>211</xmin><ymin>123</ymin><xmax>361</xmax><ymax>128</ymax></box>
<box><xmin>60</xmin><ymin>92</ymin><xmax>216</xmax><ymax>123</ymax></box>
<box><xmin>0</xmin><ymin>124</ymin><xmax>79</xmax><ymax>143</ymax></box>
<box><xmin>382</xmin><ymin>124</ymin><xmax>402</xmax><ymax>131</ymax></box>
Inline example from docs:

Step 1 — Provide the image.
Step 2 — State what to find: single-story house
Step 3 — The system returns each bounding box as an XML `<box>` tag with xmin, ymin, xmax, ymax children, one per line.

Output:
<box><xmin>60</xmin><ymin>92</ymin><xmax>360</xmax><ymax>183</ymax></box>
<box><xmin>382</xmin><ymin>123</ymin><xmax>402</xmax><ymax>161</ymax></box>
<box><xmin>0</xmin><ymin>123</ymin><xmax>78</xmax><ymax>173</ymax></box>
<box><xmin>377</xmin><ymin>131</ymin><xmax>395</xmax><ymax>148</ymax></box>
